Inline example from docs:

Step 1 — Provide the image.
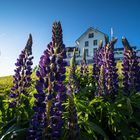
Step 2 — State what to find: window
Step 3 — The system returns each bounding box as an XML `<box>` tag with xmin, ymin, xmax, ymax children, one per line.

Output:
<box><xmin>88</xmin><ymin>33</ymin><xmax>94</xmax><ymax>38</ymax></box>
<box><xmin>93</xmin><ymin>40</ymin><xmax>97</xmax><ymax>46</ymax></box>
<box><xmin>85</xmin><ymin>49</ymin><xmax>89</xmax><ymax>56</ymax></box>
<box><xmin>85</xmin><ymin>41</ymin><xmax>89</xmax><ymax>47</ymax></box>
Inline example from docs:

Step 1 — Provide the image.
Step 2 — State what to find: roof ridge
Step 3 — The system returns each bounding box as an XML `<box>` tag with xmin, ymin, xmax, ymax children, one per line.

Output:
<box><xmin>75</xmin><ymin>27</ymin><xmax>108</xmax><ymax>44</ymax></box>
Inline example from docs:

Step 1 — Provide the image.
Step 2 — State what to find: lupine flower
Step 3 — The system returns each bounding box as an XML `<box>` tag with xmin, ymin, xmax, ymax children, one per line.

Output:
<box><xmin>50</xmin><ymin>21</ymin><xmax>67</xmax><ymax>140</ymax></box>
<box><xmin>92</xmin><ymin>40</ymin><xmax>103</xmax><ymax>84</ymax></box>
<box><xmin>96</xmin><ymin>38</ymin><xmax>118</xmax><ymax>96</ymax></box>
<box><xmin>105</xmin><ymin>35</ymin><xmax>109</xmax><ymax>45</ymax></box>
<box><xmin>67</xmin><ymin>49</ymin><xmax>79</xmax><ymax>95</ymax></box>
<box><xmin>97</xmin><ymin>65</ymin><xmax>105</xmax><ymax>96</ymax></box>
<box><xmin>95</xmin><ymin>41</ymin><xmax>106</xmax><ymax>96</ymax></box>
<box><xmin>28</xmin><ymin>21</ymin><xmax>66</xmax><ymax>140</ymax></box>
<box><xmin>52</xmin><ymin>21</ymin><xmax>63</xmax><ymax>49</ymax></box>
<box><xmin>93</xmin><ymin>40</ymin><xmax>104</xmax><ymax>96</ymax></box>
<box><xmin>67</xmin><ymin>49</ymin><xmax>80</xmax><ymax>140</ymax></box>
<box><xmin>9</xmin><ymin>34</ymin><xmax>33</xmax><ymax>108</ymax></box>
<box><xmin>98</xmin><ymin>36</ymin><xmax>109</xmax><ymax>67</ymax></box>
<box><xmin>71</xmin><ymin>49</ymin><xmax>80</xmax><ymax>92</ymax></box>
<box><xmin>80</xmin><ymin>48</ymin><xmax>89</xmax><ymax>77</ymax></box>
<box><xmin>122</xmin><ymin>37</ymin><xmax>140</xmax><ymax>95</ymax></box>
<box><xmin>103</xmin><ymin>38</ymin><xmax>118</xmax><ymax>96</ymax></box>
<box><xmin>27</xmin><ymin>51</ymin><xmax>50</xmax><ymax>139</ymax></box>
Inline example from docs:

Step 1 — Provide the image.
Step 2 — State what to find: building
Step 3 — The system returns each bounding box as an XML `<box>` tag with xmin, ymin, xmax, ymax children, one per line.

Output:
<box><xmin>65</xmin><ymin>27</ymin><xmax>108</xmax><ymax>65</ymax></box>
<box><xmin>65</xmin><ymin>27</ymin><xmax>140</xmax><ymax>65</ymax></box>
<box><xmin>114</xmin><ymin>48</ymin><xmax>124</xmax><ymax>60</ymax></box>
<box><xmin>114</xmin><ymin>46</ymin><xmax>137</xmax><ymax>60</ymax></box>
<box><xmin>66</xmin><ymin>46</ymin><xmax>79</xmax><ymax>58</ymax></box>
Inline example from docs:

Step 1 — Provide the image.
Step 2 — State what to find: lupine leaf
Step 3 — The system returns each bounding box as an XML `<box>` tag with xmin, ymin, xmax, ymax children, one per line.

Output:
<box><xmin>84</xmin><ymin>121</ymin><xmax>109</xmax><ymax>140</ymax></box>
<box><xmin>126</xmin><ymin>97</ymin><xmax>133</xmax><ymax>116</ymax></box>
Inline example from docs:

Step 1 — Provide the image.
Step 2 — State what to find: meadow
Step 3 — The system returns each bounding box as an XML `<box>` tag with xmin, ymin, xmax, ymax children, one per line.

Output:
<box><xmin>0</xmin><ymin>21</ymin><xmax>140</xmax><ymax>140</ymax></box>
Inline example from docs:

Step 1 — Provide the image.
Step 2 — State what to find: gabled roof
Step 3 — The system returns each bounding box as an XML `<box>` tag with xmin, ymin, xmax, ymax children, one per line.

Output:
<box><xmin>75</xmin><ymin>27</ymin><xmax>108</xmax><ymax>44</ymax></box>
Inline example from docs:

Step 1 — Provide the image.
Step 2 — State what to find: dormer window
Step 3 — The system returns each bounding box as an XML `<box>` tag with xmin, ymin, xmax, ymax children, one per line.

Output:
<box><xmin>88</xmin><ymin>33</ymin><xmax>94</xmax><ymax>38</ymax></box>
<box><xmin>85</xmin><ymin>41</ymin><xmax>89</xmax><ymax>47</ymax></box>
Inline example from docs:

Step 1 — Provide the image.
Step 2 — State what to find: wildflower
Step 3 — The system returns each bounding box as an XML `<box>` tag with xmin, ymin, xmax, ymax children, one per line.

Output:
<box><xmin>97</xmin><ymin>65</ymin><xmax>106</xmax><ymax>96</ymax></box>
<box><xmin>50</xmin><ymin>21</ymin><xmax>67</xmax><ymax>140</ymax></box>
<box><xmin>92</xmin><ymin>40</ymin><xmax>103</xmax><ymax>84</ymax></box>
<box><xmin>67</xmin><ymin>49</ymin><xmax>80</xmax><ymax>140</ymax></box>
<box><xmin>80</xmin><ymin>48</ymin><xmax>89</xmax><ymax>76</ymax></box>
<box><xmin>122</xmin><ymin>37</ymin><xmax>140</xmax><ymax>94</ymax></box>
<box><xmin>28</xmin><ymin>21</ymin><xmax>66</xmax><ymax>140</ymax></box>
<box><xmin>103</xmin><ymin>38</ymin><xmax>118</xmax><ymax>95</ymax></box>
<box><xmin>28</xmin><ymin>75</ymin><xmax>47</xmax><ymax>139</ymax></box>
<box><xmin>9</xmin><ymin>34</ymin><xmax>33</xmax><ymax>108</ymax></box>
<box><xmin>97</xmin><ymin>38</ymin><xmax>118</xmax><ymax>96</ymax></box>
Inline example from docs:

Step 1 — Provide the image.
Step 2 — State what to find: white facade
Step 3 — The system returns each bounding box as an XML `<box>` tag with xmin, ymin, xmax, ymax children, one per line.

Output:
<box><xmin>114</xmin><ymin>48</ymin><xmax>124</xmax><ymax>60</ymax></box>
<box><xmin>114</xmin><ymin>46</ymin><xmax>138</xmax><ymax>60</ymax></box>
<box><xmin>76</xmin><ymin>27</ymin><xmax>107</xmax><ymax>58</ymax></box>
<box><xmin>65</xmin><ymin>27</ymin><xmax>108</xmax><ymax>65</ymax></box>
<box><xmin>65</xmin><ymin>27</ymin><xmax>140</xmax><ymax>65</ymax></box>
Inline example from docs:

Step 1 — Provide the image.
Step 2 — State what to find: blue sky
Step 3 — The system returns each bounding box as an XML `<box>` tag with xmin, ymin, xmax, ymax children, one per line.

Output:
<box><xmin>0</xmin><ymin>0</ymin><xmax>140</xmax><ymax>76</ymax></box>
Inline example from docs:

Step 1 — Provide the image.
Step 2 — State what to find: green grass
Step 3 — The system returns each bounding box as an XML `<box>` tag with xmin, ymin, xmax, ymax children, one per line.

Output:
<box><xmin>0</xmin><ymin>76</ymin><xmax>13</xmax><ymax>94</ymax></box>
<box><xmin>0</xmin><ymin>61</ymin><xmax>123</xmax><ymax>89</ymax></box>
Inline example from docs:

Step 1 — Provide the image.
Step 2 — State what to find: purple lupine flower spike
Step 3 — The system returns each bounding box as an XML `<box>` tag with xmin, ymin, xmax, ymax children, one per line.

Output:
<box><xmin>80</xmin><ymin>48</ymin><xmax>89</xmax><ymax>76</ymax></box>
<box><xmin>93</xmin><ymin>40</ymin><xmax>104</xmax><ymax>96</ymax></box>
<box><xmin>93</xmin><ymin>40</ymin><xmax>103</xmax><ymax>84</ymax></box>
<box><xmin>50</xmin><ymin>21</ymin><xmax>67</xmax><ymax>140</ymax></box>
<box><xmin>9</xmin><ymin>34</ymin><xmax>33</xmax><ymax>108</ymax></box>
<box><xmin>105</xmin><ymin>35</ymin><xmax>109</xmax><ymax>45</ymax></box>
<box><xmin>122</xmin><ymin>37</ymin><xmax>140</xmax><ymax>95</ymax></box>
<box><xmin>28</xmin><ymin>77</ymin><xmax>47</xmax><ymax>140</ymax></box>
<box><xmin>103</xmin><ymin>38</ymin><xmax>118</xmax><ymax>96</ymax></box>
<box><xmin>28</xmin><ymin>21</ymin><xmax>67</xmax><ymax>140</ymax></box>
<box><xmin>28</xmin><ymin>45</ymin><xmax>51</xmax><ymax>139</ymax></box>
<box><xmin>97</xmin><ymin>65</ymin><xmax>106</xmax><ymax>96</ymax></box>
<box><xmin>97</xmin><ymin>38</ymin><xmax>118</xmax><ymax>96</ymax></box>
<box><xmin>67</xmin><ymin>48</ymin><xmax>80</xmax><ymax>140</ymax></box>
<box><xmin>68</xmin><ymin>48</ymin><xmax>79</xmax><ymax>94</ymax></box>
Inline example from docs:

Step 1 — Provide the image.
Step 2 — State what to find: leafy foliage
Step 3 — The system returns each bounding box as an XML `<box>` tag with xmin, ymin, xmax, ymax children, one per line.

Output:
<box><xmin>1</xmin><ymin>63</ymin><xmax>140</xmax><ymax>139</ymax></box>
<box><xmin>0</xmin><ymin>23</ymin><xmax>140</xmax><ymax>140</ymax></box>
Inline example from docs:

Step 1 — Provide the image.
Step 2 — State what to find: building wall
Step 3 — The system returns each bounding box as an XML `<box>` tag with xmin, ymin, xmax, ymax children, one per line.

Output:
<box><xmin>65</xmin><ymin>28</ymin><xmax>139</xmax><ymax>65</ymax></box>
<box><xmin>77</xmin><ymin>30</ymin><xmax>106</xmax><ymax>57</ymax></box>
<box><xmin>114</xmin><ymin>49</ymin><xmax>124</xmax><ymax>60</ymax></box>
<box><xmin>65</xmin><ymin>29</ymin><xmax>107</xmax><ymax>65</ymax></box>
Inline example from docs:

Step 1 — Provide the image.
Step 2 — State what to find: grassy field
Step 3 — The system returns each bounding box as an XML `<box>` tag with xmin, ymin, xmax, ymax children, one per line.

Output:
<box><xmin>0</xmin><ymin>61</ymin><xmax>123</xmax><ymax>89</ymax></box>
<box><xmin>0</xmin><ymin>76</ymin><xmax>13</xmax><ymax>95</ymax></box>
